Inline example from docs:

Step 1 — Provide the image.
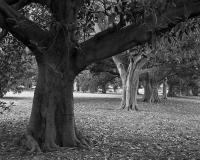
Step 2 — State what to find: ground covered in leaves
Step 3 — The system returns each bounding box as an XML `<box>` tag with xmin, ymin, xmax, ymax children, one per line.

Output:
<box><xmin>1</xmin><ymin>92</ymin><xmax>200</xmax><ymax>160</ymax></box>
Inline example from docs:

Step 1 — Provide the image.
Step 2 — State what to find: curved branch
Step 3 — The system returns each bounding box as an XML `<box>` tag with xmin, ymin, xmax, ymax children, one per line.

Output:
<box><xmin>12</xmin><ymin>0</ymin><xmax>33</xmax><ymax>10</ymax></box>
<box><xmin>4</xmin><ymin>0</ymin><xmax>34</xmax><ymax>9</ymax></box>
<box><xmin>0</xmin><ymin>0</ymin><xmax>51</xmax><ymax>55</ymax></box>
<box><xmin>79</xmin><ymin>0</ymin><xmax>200</xmax><ymax>68</ymax></box>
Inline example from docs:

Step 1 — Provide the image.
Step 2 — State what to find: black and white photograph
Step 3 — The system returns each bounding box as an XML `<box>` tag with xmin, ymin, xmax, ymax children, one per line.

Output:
<box><xmin>1</xmin><ymin>0</ymin><xmax>200</xmax><ymax>159</ymax></box>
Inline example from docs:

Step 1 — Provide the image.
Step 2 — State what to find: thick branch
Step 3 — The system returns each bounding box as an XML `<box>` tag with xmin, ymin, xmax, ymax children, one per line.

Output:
<box><xmin>80</xmin><ymin>0</ymin><xmax>200</xmax><ymax>67</ymax></box>
<box><xmin>0</xmin><ymin>0</ymin><xmax>51</xmax><ymax>54</ymax></box>
<box><xmin>4</xmin><ymin>0</ymin><xmax>35</xmax><ymax>9</ymax></box>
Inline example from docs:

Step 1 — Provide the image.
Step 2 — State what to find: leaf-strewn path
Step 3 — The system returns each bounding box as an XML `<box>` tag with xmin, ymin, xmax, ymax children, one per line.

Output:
<box><xmin>1</xmin><ymin>91</ymin><xmax>200</xmax><ymax>159</ymax></box>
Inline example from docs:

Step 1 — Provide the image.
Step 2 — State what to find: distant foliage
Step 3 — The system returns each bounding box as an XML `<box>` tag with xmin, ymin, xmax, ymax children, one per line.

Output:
<box><xmin>76</xmin><ymin>70</ymin><xmax>119</xmax><ymax>93</ymax></box>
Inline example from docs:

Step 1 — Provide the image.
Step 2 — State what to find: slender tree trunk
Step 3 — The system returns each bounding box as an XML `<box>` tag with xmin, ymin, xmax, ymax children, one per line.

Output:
<box><xmin>143</xmin><ymin>74</ymin><xmax>152</xmax><ymax>103</ymax></box>
<box><xmin>192</xmin><ymin>86</ymin><xmax>198</xmax><ymax>96</ymax></box>
<box><xmin>151</xmin><ymin>83</ymin><xmax>160</xmax><ymax>103</ymax></box>
<box><xmin>76</xmin><ymin>80</ymin><xmax>80</xmax><ymax>92</ymax></box>
<box><xmin>143</xmin><ymin>74</ymin><xmax>160</xmax><ymax>103</ymax></box>
<box><xmin>185</xmin><ymin>87</ymin><xmax>193</xmax><ymax>96</ymax></box>
<box><xmin>167</xmin><ymin>84</ymin><xmax>176</xmax><ymax>97</ymax></box>
<box><xmin>101</xmin><ymin>85</ymin><xmax>107</xmax><ymax>94</ymax></box>
<box><xmin>120</xmin><ymin>75</ymin><xmax>127</xmax><ymax>109</ymax></box>
<box><xmin>112</xmin><ymin>56</ymin><xmax>127</xmax><ymax>109</ymax></box>
<box><xmin>163</xmin><ymin>78</ymin><xmax>167</xmax><ymax>99</ymax></box>
<box><xmin>125</xmin><ymin>62</ymin><xmax>139</xmax><ymax>111</ymax></box>
<box><xmin>0</xmin><ymin>88</ymin><xmax>3</xmax><ymax>98</ymax></box>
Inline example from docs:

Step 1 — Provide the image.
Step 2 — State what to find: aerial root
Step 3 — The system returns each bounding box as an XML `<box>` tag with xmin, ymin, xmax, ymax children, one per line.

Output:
<box><xmin>20</xmin><ymin>134</ymin><xmax>41</xmax><ymax>153</ymax></box>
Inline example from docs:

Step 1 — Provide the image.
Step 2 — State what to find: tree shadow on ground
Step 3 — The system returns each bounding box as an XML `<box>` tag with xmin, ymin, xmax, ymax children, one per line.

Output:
<box><xmin>1</xmin><ymin>97</ymin><xmax>33</xmax><ymax>100</ymax></box>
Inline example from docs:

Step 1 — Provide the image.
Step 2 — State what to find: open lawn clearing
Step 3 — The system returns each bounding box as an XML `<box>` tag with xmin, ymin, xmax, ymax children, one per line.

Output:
<box><xmin>1</xmin><ymin>92</ymin><xmax>200</xmax><ymax>159</ymax></box>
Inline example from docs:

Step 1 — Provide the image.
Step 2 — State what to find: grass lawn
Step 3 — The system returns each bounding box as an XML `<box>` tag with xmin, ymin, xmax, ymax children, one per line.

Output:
<box><xmin>1</xmin><ymin>91</ymin><xmax>200</xmax><ymax>160</ymax></box>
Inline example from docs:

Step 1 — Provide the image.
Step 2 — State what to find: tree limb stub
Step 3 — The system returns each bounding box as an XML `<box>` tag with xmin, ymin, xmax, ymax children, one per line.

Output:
<box><xmin>80</xmin><ymin>0</ymin><xmax>200</xmax><ymax>67</ymax></box>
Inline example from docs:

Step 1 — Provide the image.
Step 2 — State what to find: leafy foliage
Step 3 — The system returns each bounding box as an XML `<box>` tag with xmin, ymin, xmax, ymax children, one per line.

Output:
<box><xmin>76</xmin><ymin>69</ymin><xmax>119</xmax><ymax>93</ymax></box>
<box><xmin>0</xmin><ymin>35</ymin><xmax>37</xmax><ymax>97</ymax></box>
<box><xmin>0</xmin><ymin>101</ymin><xmax>14</xmax><ymax>114</ymax></box>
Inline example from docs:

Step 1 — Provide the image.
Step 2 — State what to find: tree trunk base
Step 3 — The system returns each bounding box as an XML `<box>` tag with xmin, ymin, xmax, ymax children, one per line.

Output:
<box><xmin>120</xmin><ymin>102</ymin><xmax>126</xmax><ymax>110</ymax></box>
<box><xmin>20</xmin><ymin>134</ymin><xmax>42</xmax><ymax>153</ymax></box>
<box><xmin>127</xmin><ymin>104</ymin><xmax>138</xmax><ymax>111</ymax></box>
<box><xmin>21</xmin><ymin>130</ymin><xmax>90</xmax><ymax>153</ymax></box>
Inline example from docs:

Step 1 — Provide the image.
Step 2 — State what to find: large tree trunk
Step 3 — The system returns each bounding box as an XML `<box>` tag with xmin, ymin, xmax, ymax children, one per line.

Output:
<box><xmin>24</xmin><ymin>29</ymin><xmax>88</xmax><ymax>152</ymax></box>
<box><xmin>26</xmin><ymin>61</ymin><xmax>85</xmax><ymax>151</ymax></box>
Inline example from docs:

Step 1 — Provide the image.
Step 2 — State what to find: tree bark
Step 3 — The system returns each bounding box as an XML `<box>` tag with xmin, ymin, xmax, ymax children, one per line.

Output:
<box><xmin>26</xmin><ymin>56</ymin><xmax>89</xmax><ymax>151</ymax></box>
<box><xmin>101</xmin><ymin>84</ymin><xmax>107</xmax><ymax>94</ymax></box>
<box><xmin>163</xmin><ymin>78</ymin><xmax>167</xmax><ymax>99</ymax></box>
<box><xmin>115</xmin><ymin>54</ymin><xmax>147</xmax><ymax>111</ymax></box>
<box><xmin>151</xmin><ymin>83</ymin><xmax>160</xmax><ymax>103</ymax></box>
<box><xmin>167</xmin><ymin>84</ymin><xmax>176</xmax><ymax>97</ymax></box>
<box><xmin>28</xmin><ymin>65</ymin><xmax>72</xmax><ymax>150</ymax></box>
<box><xmin>185</xmin><ymin>87</ymin><xmax>193</xmax><ymax>96</ymax></box>
<box><xmin>143</xmin><ymin>73</ymin><xmax>152</xmax><ymax>103</ymax></box>
<box><xmin>22</xmin><ymin>25</ymin><xmax>90</xmax><ymax>151</ymax></box>
<box><xmin>112</xmin><ymin>55</ymin><xmax>127</xmax><ymax>109</ymax></box>
<box><xmin>0</xmin><ymin>87</ymin><xmax>3</xmax><ymax>98</ymax></box>
<box><xmin>125</xmin><ymin>60</ymin><xmax>140</xmax><ymax>111</ymax></box>
<box><xmin>192</xmin><ymin>86</ymin><xmax>198</xmax><ymax>96</ymax></box>
<box><xmin>143</xmin><ymin>73</ymin><xmax>160</xmax><ymax>103</ymax></box>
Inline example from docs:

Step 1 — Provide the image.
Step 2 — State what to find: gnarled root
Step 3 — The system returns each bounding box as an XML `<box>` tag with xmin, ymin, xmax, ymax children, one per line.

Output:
<box><xmin>127</xmin><ymin>104</ymin><xmax>138</xmax><ymax>111</ymax></box>
<box><xmin>19</xmin><ymin>130</ymin><xmax>91</xmax><ymax>153</ymax></box>
<box><xmin>20</xmin><ymin>134</ymin><xmax>41</xmax><ymax>153</ymax></box>
<box><xmin>42</xmin><ymin>140</ymin><xmax>59</xmax><ymax>152</ymax></box>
